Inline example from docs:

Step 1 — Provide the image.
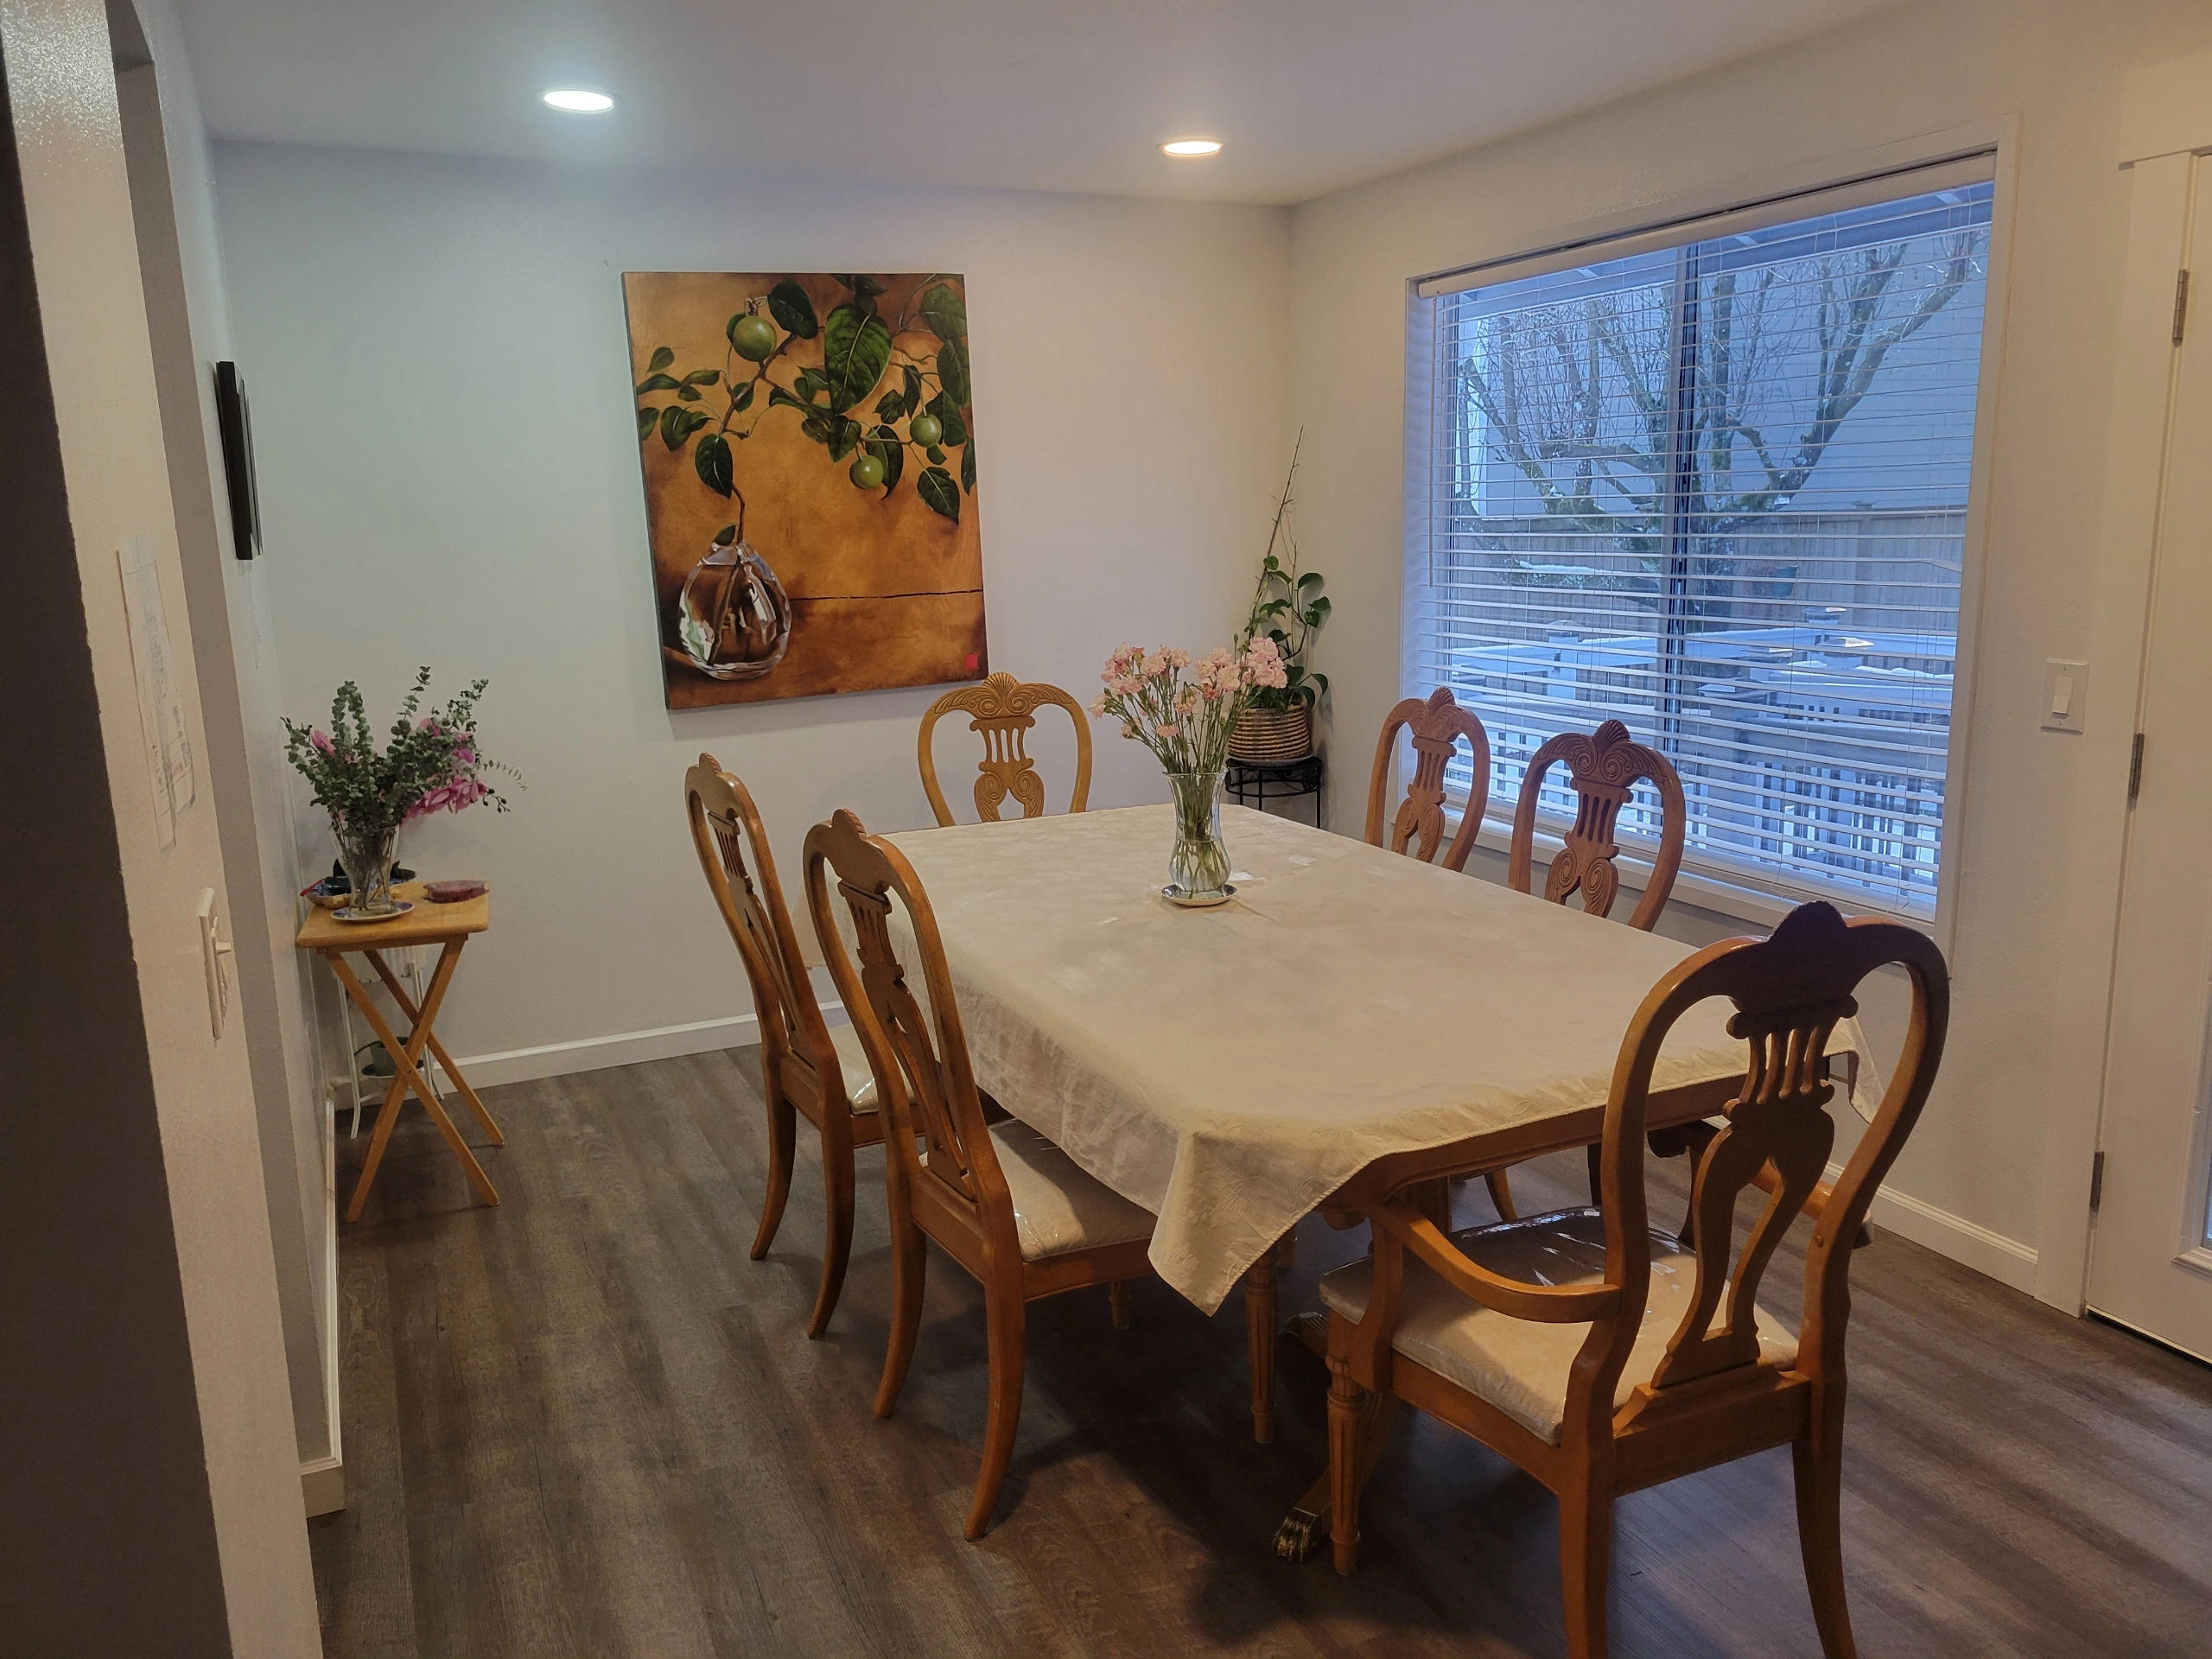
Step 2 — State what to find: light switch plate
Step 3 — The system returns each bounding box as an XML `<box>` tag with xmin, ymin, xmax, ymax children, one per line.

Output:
<box><xmin>197</xmin><ymin>887</ymin><xmax>233</xmax><ymax>1038</ymax></box>
<box><xmin>2042</xmin><ymin>658</ymin><xmax>2088</xmax><ymax>734</ymax></box>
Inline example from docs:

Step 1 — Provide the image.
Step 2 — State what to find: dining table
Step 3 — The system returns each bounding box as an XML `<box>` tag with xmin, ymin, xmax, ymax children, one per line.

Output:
<box><xmin>879</xmin><ymin>800</ymin><xmax>1878</xmax><ymax>1551</ymax></box>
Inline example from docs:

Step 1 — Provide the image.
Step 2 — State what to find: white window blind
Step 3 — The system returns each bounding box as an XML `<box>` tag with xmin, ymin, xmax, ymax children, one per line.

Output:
<box><xmin>1408</xmin><ymin>158</ymin><xmax>1995</xmax><ymax>917</ymax></box>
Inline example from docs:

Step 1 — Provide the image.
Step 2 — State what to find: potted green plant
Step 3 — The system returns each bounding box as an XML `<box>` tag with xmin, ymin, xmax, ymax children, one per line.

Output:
<box><xmin>1232</xmin><ymin>440</ymin><xmax>1328</xmax><ymax>763</ymax></box>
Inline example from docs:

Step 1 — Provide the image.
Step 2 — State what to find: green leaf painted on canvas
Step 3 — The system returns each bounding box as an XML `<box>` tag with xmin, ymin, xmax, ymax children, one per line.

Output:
<box><xmin>682</xmin><ymin>369</ymin><xmax>721</xmax><ymax>387</ymax></box>
<box><xmin>767</xmin><ymin>385</ymin><xmax>812</xmax><ymax>414</ymax></box>
<box><xmin>677</xmin><ymin>385</ymin><xmax>702</xmax><ymax>402</ymax></box>
<box><xmin>713</xmin><ymin>523</ymin><xmax>737</xmax><ymax>545</ymax></box>
<box><xmin>918</xmin><ymin>282</ymin><xmax>967</xmax><ymax>343</ymax></box>
<box><xmin>925</xmin><ymin>444</ymin><xmax>945</xmax><ymax>466</ymax></box>
<box><xmin>938</xmin><ymin>404</ymin><xmax>968</xmax><ymax>448</ymax></box>
<box><xmin>730</xmin><ymin>381</ymin><xmax>755</xmax><ymax>413</ymax></box>
<box><xmin>647</xmin><ymin>346</ymin><xmax>675</xmax><ymax>372</ymax></box>
<box><xmin>917</xmin><ymin>466</ymin><xmax>960</xmax><ymax>523</ymax></box>
<box><xmin>636</xmin><ymin>405</ymin><xmax>659</xmax><ymax>441</ymax></box>
<box><xmin>766</xmin><ymin>280</ymin><xmax>818</xmax><ymax>339</ymax></box>
<box><xmin>635</xmin><ymin>372</ymin><xmax>681</xmax><ymax>395</ymax></box>
<box><xmin>962</xmin><ymin>434</ymin><xmax>976</xmax><ymax>494</ymax></box>
<box><xmin>874</xmin><ymin>388</ymin><xmax>906</xmax><ymax>420</ymax></box>
<box><xmin>903</xmin><ymin>365</ymin><xmax>925</xmax><ymax>410</ymax></box>
<box><xmin>823</xmin><ymin>304</ymin><xmax>893</xmax><ymax>414</ymax></box>
<box><xmin>659</xmin><ymin>404</ymin><xmax>690</xmax><ymax>450</ymax></box>
<box><xmin>800</xmin><ymin>412</ymin><xmax>831</xmax><ymax>444</ymax></box>
<box><xmin>936</xmin><ymin>337</ymin><xmax>972</xmax><ymax>410</ymax></box>
<box><xmin>694</xmin><ymin>431</ymin><xmax>733</xmax><ymax>496</ymax></box>
<box><xmin>826</xmin><ymin>415</ymin><xmax>864</xmax><ymax>462</ymax></box>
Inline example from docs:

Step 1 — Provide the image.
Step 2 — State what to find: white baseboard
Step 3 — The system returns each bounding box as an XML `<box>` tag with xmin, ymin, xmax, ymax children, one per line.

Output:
<box><xmin>300</xmin><ymin>1454</ymin><xmax>344</xmax><ymax>1518</ymax></box>
<box><xmin>446</xmin><ymin>1008</ymin><xmax>836</xmax><ymax>1090</ymax></box>
<box><xmin>1830</xmin><ymin>1161</ymin><xmax>2039</xmax><ymax>1294</ymax></box>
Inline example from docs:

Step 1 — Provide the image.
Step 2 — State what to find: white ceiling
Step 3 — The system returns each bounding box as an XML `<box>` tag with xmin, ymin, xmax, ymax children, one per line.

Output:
<box><xmin>172</xmin><ymin>0</ymin><xmax>1905</xmax><ymax>206</ymax></box>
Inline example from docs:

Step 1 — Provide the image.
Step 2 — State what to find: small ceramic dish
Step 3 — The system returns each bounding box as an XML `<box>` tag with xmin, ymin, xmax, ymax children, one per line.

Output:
<box><xmin>333</xmin><ymin>900</ymin><xmax>415</xmax><ymax>924</ymax></box>
<box><xmin>1161</xmin><ymin>883</ymin><xmax>1236</xmax><ymax>909</ymax></box>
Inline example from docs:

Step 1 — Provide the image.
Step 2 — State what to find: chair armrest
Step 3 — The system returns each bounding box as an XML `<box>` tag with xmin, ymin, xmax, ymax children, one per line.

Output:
<box><xmin>1371</xmin><ymin>1203</ymin><xmax>1622</xmax><ymax>1324</ymax></box>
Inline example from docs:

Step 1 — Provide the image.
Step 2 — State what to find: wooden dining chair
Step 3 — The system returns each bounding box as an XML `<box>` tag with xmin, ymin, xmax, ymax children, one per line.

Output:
<box><xmin>1317</xmin><ymin>900</ymin><xmax>1948</xmax><ymax>1658</ymax></box>
<box><xmin>1506</xmin><ymin>718</ymin><xmax>1687</xmax><ymax>932</ymax></box>
<box><xmin>1488</xmin><ymin>718</ymin><xmax>1689</xmax><ymax>1220</ymax></box>
<box><xmin>918</xmin><ymin>671</ymin><xmax>1093</xmax><ymax>826</ymax></box>
<box><xmin>1364</xmin><ymin>686</ymin><xmax>1491</xmax><ymax>874</ymax></box>
<box><xmin>804</xmin><ymin>808</ymin><xmax>1158</xmax><ymax>1539</ymax></box>
<box><xmin>685</xmin><ymin>755</ymin><xmax>885</xmax><ymax>1338</ymax></box>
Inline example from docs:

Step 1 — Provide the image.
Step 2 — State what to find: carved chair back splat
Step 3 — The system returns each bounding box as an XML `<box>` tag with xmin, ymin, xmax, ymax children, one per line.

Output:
<box><xmin>918</xmin><ymin>673</ymin><xmax>1093</xmax><ymax>827</ymax></box>
<box><xmin>684</xmin><ymin>756</ymin><xmax>880</xmax><ymax>1338</ymax></box>
<box><xmin>1486</xmin><ymin>719</ymin><xmax>1689</xmax><ymax>1222</ymax></box>
<box><xmin>1364</xmin><ymin>687</ymin><xmax>1491</xmax><ymax>874</ymax></box>
<box><xmin>804</xmin><ymin>808</ymin><xmax>1156</xmax><ymax>1540</ymax></box>
<box><xmin>1321</xmin><ymin>901</ymin><xmax>1949</xmax><ymax>1659</ymax></box>
<box><xmin>1506</xmin><ymin>718</ymin><xmax>1686</xmax><ymax>933</ymax></box>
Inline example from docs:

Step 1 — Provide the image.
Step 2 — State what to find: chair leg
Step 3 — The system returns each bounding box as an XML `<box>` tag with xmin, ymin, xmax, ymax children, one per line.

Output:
<box><xmin>806</xmin><ymin>1132</ymin><xmax>856</xmax><ymax>1338</ymax></box>
<box><xmin>1484</xmin><ymin>1167</ymin><xmax>1519</xmax><ymax>1221</ymax></box>
<box><xmin>1559</xmin><ymin>1473</ymin><xmax>1613</xmax><ymax>1659</ymax></box>
<box><xmin>750</xmin><ymin>1092</ymin><xmax>797</xmax><ymax>1261</ymax></box>
<box><xmin>1327</xmin><ymin>1356</ymin><xmax>1368</xmax><ymax>1576</ymax></box>
<box><xmin>1109</xmin><ymin>1280</ymin><xmax>1131</xmax><ymax>1330</ymax></box>
<box><xmin>965</xmin><ymin>1287</ymin><xmax>1027</xmax><ymax>1540</ymax></box>
<box><xmin>873</xmin><ymin>1213</ymin><xmax>926</xmax><ymax>1421</ymax></box>
<box><xmin>1794</xmin><ymin>1413</ymin><xmax>1859</xmax><ymax>1658</ymax></box>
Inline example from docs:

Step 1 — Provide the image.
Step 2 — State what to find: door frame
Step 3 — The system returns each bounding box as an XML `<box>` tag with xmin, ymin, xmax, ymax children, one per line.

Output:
<box><xmin>2035</xmin><ymin>52</ymin><xmax>2212</xmax><ymax>1314</ymax></box>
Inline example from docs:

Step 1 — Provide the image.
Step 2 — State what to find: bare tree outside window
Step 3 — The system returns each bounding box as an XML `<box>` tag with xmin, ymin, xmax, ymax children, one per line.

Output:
<box><xmin>1418</xmin><ymin>180</ymin><xmax>1994</xmax><ymax>913</ymax></box>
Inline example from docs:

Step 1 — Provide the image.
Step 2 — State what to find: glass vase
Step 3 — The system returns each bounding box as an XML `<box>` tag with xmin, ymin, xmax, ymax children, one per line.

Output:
<box><xmin>676</xmin><ymin>537</ymin><xmax>793</xmax><ymax>682</ymax></box>
<box><xmin>335</xmin><ymin>820</ymin><xmax>402</xmax><ymax>916</ymax></box>
<box><xmin>1166</xmin><ymin>769</ymin><xmax>1231</xmax><ymax>903</ymax></box>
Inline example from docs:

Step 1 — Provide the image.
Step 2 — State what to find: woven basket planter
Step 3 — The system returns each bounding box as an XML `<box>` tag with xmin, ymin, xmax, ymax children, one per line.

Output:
<box><xmin>1229</xmin><ymin>703</ymin><xmax>1314</xmax><ymax>763</ymax></box>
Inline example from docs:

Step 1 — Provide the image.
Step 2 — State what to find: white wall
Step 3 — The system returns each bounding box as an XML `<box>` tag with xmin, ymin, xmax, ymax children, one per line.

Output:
<box><xmin>120</xmin><ymin>0</ymin><xmax>336</xmax><ymax>1497</ymax></box>
<box><xmin>213</xmin><ymin>142</ymin><xmax>1291</xmax><ymax>1072</ymax></box>
<box><xmin>0</xmin><ymin>0</ymin><xmax>318</xmax><ymax>1644</ymax></box>
<box><xmin>1288</xmin><ymin>0</ymin><xmax>2212</xmax><ymax>1279</ymax></box>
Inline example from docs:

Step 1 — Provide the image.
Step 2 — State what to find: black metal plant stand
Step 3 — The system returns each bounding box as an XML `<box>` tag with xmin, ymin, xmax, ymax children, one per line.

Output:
<box><xmin>1224</xmin><ymin>754</ymin><xmax>1325</xmax><ymax>828</ymax></box>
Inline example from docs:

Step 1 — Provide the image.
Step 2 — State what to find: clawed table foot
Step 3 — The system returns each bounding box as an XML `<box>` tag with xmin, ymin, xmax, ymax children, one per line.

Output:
<box><xmin>1274</xmin><ymin>1312</ymin><xmax>1397</xmax><ymax>1563</ymax></box>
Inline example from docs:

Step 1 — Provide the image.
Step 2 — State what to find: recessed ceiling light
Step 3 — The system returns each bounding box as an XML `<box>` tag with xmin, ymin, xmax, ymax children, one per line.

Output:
<box><xmin>1161</xmin><ymin>138</ymin><xmax>1223</xmax><ymax>158</ymax></box>
<box><xmin>543</xmin><ymin>89</ymin><xmax>615</xmax><ymax>113</ymax></box>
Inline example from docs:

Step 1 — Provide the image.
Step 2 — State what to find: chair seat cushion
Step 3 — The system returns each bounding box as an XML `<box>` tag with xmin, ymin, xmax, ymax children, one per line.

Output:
<box><xmin>1319</xmin><ymin>1209</ymin><xmax>1797</xmax><ymax>1445</ymax></box>
<box><xmin>986</xmin><ymin>1121</ymin><xmax>1155</xmax><ymax>1262</ymax></box>
<box><xmin>823</xmin><ymin>1021</ymin><xmax>880</xmax><ymax>1112</ymax></box>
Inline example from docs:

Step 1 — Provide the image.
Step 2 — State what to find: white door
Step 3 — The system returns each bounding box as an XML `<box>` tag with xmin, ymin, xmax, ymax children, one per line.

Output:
<box><xmin>2088</xmin><ymin>153</ymin><xmax>2212</xmax><ymax>1362</ymax></box>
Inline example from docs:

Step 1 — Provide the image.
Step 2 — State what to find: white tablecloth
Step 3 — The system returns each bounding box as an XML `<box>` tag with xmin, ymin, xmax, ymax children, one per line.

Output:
<box><xmin>882</xmin><ymin>804</ymin><xmax>1875</xmax><ymax>1313</ymax></box>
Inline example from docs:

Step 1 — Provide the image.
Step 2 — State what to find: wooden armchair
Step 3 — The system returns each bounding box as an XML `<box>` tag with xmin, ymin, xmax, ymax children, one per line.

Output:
<box><xmin>804</xmin><ymin>808</ymin><xmax>1157</xmax><ymax>1538</ymax></box>
<box><xmin>1318</xmin><ymin>901</ymin><xmax>1948</xmax><ymax>1657</ymax></box>
<box><xmin>1488</xmin><ymin>718</ymin><xmax>1688</xmax><ymax>1219</ymax></box>
<box><xmin>918</xmin><ymin>672</ymin><xmax>1092</xmax><ymax>826</ymax></box>
<box><xmin>684</xmin><ymin>756</ymin><xmax>884</xmax><ymax>1338</ymax></box>
<box><xmin>1364</xmin><ymin>686</ymin><xmax>1492</xmax><ymax>873</ymax></box>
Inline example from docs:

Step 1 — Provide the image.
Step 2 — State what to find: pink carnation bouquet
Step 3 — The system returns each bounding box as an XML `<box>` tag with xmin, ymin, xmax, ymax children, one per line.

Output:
<box><xmin>1090</xmin><ymin>636</ymin><xmax>1287</xmax><ymax>777</ymax></box>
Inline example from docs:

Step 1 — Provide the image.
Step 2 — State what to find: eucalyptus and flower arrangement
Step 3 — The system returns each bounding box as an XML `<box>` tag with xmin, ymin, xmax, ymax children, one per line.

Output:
<box><xmin>283</xmin><ymin>667</ymin><xmax>517</xmax><ymax>915</ymax></box>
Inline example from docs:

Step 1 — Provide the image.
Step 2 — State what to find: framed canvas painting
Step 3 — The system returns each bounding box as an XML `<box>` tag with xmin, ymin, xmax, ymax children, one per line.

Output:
<box><xmin>622</xmin><ymin>271</ymin><xmax>986</xmax><ymax>708</ymax></box>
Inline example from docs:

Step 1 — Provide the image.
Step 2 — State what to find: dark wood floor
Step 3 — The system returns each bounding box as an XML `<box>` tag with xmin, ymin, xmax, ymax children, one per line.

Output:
<box><xmin>312</xmin><ymin>1046</ymin><xmax>2212</xmax><ymax>1657</ymax></box>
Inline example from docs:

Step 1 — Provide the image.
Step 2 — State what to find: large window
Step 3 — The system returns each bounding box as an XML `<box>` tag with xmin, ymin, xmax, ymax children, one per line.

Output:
<box><xmin>1408</xmin><ymin>160</ymin><xmax>1995</xmax><ymax>917</ymax></box>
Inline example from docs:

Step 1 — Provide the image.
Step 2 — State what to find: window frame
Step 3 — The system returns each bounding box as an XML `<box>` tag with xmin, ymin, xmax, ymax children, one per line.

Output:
<box><xmin>1400</xmin><ymin>137</ymin><xmax>2017</xmax><ymax>942</ymax></box>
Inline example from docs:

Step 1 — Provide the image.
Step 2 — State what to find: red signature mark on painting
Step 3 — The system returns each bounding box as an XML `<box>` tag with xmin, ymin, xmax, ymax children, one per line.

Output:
<box><xmin>964</xmin><ymin>652</ymin><xmax>980</xmax><ymax>674</ymax></box>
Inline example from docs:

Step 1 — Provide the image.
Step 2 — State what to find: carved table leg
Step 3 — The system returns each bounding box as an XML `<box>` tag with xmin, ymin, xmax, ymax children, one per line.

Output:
<box><xmin>1245</xmin><ymin>1249</ymin><xmax>1280</xmax><ymax>1443</ymax></box>
<box><xmin>1274</xmin><ymin>1382</ymin><xmax>1399</xmax><ymax>1562</ymax></box>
